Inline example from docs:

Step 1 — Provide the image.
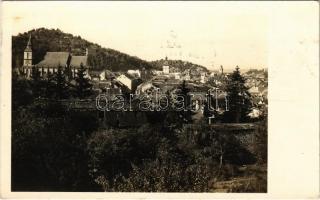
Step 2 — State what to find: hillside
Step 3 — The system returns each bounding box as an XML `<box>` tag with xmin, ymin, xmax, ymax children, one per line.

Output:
<box><xmin>150</xmin><ymin>59</ymin><xmax>209</xmax><ymax>74</ymax></box>
<box><xmin>12</xmin><ymin>28</ymin><xmax>153</xmax><ymax>71</ymax></box>
<box><xmin>12</xmin><ymin>28</ymin><xmax>208</xmax><ymax>73</ymax></box>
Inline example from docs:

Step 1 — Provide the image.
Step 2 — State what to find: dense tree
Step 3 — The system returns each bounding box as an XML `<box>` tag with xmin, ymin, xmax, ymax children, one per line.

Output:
<box><xmin>74</xmin><ymin>63</ymin><xmax>92</xmax><ymax>98</ymax></box>
<box><xmin>163</xmin><ymin>82</ymin><xmax>193</xmax><ymax>129</ymax></box>
<box><xmin>54</xmin><ymin>65</ymin><xmax>69</xmax><ymax>99</ymax></box>
<box><xmin>12</xmin><ymin>72</ymin><xmax>33</xmax><ymax>109</ymax></box>
<box><xmin>30</xmin><ymin>66</ymin><xmax>42</xmax><ymax>98</ymax></box>
<box><xmin>174</xmin><ymin>80</ymin><xmax>192</xmax><ymax>123</ymax></box>
<box><xmin>224</xmin><ymin>66</ymin><xmax>252</xmax><ymax>122</ymax></box>
<box><xmin>12</xmin><ymin>97</ymin><xmax>100</xmax><ymax>191</ymax></box>
<box><xmin>44</xmin><ymin>72</ymin><xmax>55</xmax><ymax>98</ymax></box>
<box><xmin>86</xmin><ymin>125</ymin><xmax>216</xmax><ymax>192</ymax></box>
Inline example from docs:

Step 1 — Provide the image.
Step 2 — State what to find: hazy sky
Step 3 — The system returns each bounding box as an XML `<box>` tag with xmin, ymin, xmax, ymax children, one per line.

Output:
<box><xmin>2</xmin><ymin>1</ymin><xmax>317</xmax><ymax>71</ymax></box>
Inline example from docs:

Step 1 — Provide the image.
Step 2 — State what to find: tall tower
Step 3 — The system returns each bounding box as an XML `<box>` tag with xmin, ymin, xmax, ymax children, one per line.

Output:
<box><xmin>23</xmin><ymin>34</ymin><xmax>32</xmax><ymax>66</ymax></box>
<box><xmin>220</xmin><ymin>65</ymin><xmax>224</xmax><ymax>75</ymax></box>
<box><xmin>163</xmin><ymin>56</ymin><xmax>170</xmax><ymax>74</ymax></box>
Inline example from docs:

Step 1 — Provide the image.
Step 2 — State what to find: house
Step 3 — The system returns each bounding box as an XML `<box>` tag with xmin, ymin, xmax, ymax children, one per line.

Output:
<box><xmin>116</xmin><ymin>74</ymin><xmax>132</xmax><ymax>89</ymax></box>
<box><xmin>88</xmin><ymin>70</ymin><xmax>102</xmax><ymax>82</ymax></box>
<box><xmin>127</xmin><ymin>69</ymin><xmax>141</xmax><ymax>78</ymax></box>
<box><xmin>88</xmin><ymin>69</ymin><xmax>115</xmax><ymax>82</ymax></box>
<box><xmin>200</xmin><ymin>72</ymin><xmax>207</xmax><ymax>83</ymax></box>
<box><xmin>135</xmin><ymin>82</ymin><xmax>159</xmax><ymax>95</ymax></box>
<box><xmin>184</xmin><ymin>74</ymin><xmax>191</xmax><ymax>81</ymax></box>
<box><xmin>163</xmin><ymin>65</ymin><xmax>170</xmax><ymax>74</ymax></box>
<box><xmin>100</xmin><ymin>70</ymin><xmax>115</xmax><ymax>81</ymax></box>
<box><xmin>248</xmin><ymin>86</ymin><xmax>260</xmax><ymax>95</ymax></box>
<box><xmin>209</xmin><ymin>72</ymin><xmax>216</xmax><ymax>77</ymax></box>
<box><xmin>182</xmin><ymin>69</ymin><xmax>191</xmax><ymax>81</ymax></box>
<box><xmin>115</xmin><ymin>73</ymin><xmax>142</xmax><ymax>92</ymax></box>
<box><xmin>171</xmin><ymin>72</ymin><xmax>181</xmax><ymax>80</ymax></box>
<box><xmin>152</xmin><ymin>70</ymin><xmax>163</xmax><ymax>76</ymax></box>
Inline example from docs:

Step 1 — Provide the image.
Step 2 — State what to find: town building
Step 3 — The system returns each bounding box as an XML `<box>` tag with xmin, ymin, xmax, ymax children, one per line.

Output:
<box><xmin>88</xmin><ymin>69</ymin><xmax>115</xmax><ymax>82</ymax></box>
<box><xmin>21</xmin><ymin>35</ymin><xmax>91</xmax><ymax>79</ymax></box>
<box><xmin>200</xmin><ymin>72</ymin><xmax>207</xmax><ymax>83</ymax></box>
<box><xmin>135</xmin><ymin>82</ymin><xmax>159</xmax><ymax>95</ymax></box>
<box><xmin>115</xmin><ymin>73</ymin><xmax>142</xmax><ymax>92</ymax></box>
<box><xmin>127</xmin><ymin>69</ymin><xmax>141</xmax><ymax>78</ymax></box>
<box><xmin>184</xmin><ymin>70</ymin><xmax>191</xmax><ymax>81</ymax></box>
<box><xmin>170</xmin><ymin>72</ymin><xmax>181</xmax><ymax>80</ymax></box>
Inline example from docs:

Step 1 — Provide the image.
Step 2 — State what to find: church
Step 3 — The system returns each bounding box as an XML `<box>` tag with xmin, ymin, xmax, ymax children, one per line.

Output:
<box><xmin>21</xmin><ymin>35</ymin><xmax>90</xmax><ymax>79</ymax></box>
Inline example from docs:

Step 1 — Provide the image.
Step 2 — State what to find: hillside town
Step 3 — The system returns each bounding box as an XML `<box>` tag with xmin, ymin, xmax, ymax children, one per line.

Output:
<box><xmin>19</xmin><ymin>34</ymin><xmax>268</xmax><ymax>122</ymax></box>
<box><xmin>12</xmin><ymin>28</ymin><xmax>268</xmax><ymax>193</ymax></box>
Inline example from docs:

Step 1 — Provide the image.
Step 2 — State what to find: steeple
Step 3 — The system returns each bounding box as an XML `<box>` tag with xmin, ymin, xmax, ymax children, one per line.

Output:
<box><xmin>25</xmin><ymin>34</ymin><xmax>32</xmax><ymax>52</ymax></box>
<box><xmin>220</xmin><ymin>65</ymin><xmax>224</xmax><ymax>75</ymax></box>
<box><xmin>23</xmin><ymin>34</ymin><xmax>33</xmax><ymax>66</ymax></box>
<box><xmin>163</xmin><ymin>56</ymin><xmax>169</xmax><ymax>66</ymax></box>
<box><xmin>163</xmin><ymin>56</ymin><xmax>169</xmax><ymax>74</ymax></box>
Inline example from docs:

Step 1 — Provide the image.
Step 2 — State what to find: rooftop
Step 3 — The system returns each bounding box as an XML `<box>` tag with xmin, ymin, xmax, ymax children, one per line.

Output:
<box><xmin>70</xmin><ymin>55</ymin><xmax>88</xmax><ymax>68</ymax></box>
<box><xmin>36</xmin><ymin>52</ymin><xmax>71</xmax><ymax>68</ymax></box>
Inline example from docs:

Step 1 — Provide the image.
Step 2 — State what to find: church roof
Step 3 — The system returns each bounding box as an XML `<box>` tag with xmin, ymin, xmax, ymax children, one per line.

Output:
<box><xmin>36</xmin><ymin>52</ymin><xmax>71</xmax><ymax>68</ymax></box>
<box><xmin>70</xmin><ymin>56</ymin><xmax>88</xmax><ymax>68</ymax></box>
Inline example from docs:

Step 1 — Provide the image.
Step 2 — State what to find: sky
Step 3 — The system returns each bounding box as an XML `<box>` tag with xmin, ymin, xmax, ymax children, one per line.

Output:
<box><xmin>2</xmin><ymin>1</ymin><xmax>317</xmax><ymax>71</ymax></box>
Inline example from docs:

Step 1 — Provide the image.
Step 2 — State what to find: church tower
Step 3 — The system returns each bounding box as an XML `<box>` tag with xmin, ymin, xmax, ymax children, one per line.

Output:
<box><xmin>23</xmin><ymin>34</ymin><xmax>32</xmax><ymax>66</ymax></box>
<box><xmin>163</xmin><ymin>56</ymin><xmax>170</xmax><ymax>74</ymax></box>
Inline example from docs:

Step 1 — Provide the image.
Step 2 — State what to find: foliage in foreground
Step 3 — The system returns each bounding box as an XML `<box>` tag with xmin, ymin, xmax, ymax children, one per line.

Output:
<box><xmin>11</xmin><ymin>70</ymin><xmax>267</xmax><ymax>192</ymax></box>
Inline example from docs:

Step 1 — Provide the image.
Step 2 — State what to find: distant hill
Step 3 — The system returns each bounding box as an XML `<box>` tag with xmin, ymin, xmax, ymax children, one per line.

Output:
<box><xmin>150</xmin><ymin>59</ymin><xmax>208</xmax><ymax>75</ymax></box>
<box><xmin>12</xmin><ymin>28</ymin><xmax>208</xmax><ymax>73</ymax></box>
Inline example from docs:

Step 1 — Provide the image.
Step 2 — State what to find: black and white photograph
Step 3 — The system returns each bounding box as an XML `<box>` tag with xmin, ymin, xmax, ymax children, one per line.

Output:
<box><xmin>0</xmin><ymin>1</ymin><xmax>318</xmax><ymax>198</ymax></box>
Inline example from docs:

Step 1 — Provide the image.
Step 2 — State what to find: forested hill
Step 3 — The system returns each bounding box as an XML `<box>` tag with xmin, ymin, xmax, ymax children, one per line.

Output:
<box><xmin>12</xmin><ymin>28</ymin><xmax>153</xmax><ymax>71</ymax></box>
<box><xmin>12</xmin><ymin>28</ymin><xmax>208</xmax><ymax>72</ymax></box>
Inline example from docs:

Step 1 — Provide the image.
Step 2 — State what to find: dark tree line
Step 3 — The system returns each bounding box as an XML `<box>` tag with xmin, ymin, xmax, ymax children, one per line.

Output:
<box><xmin>21</xmin><ymin>64</ymin><xmax>93</xmax><ymax>100</ymax></box>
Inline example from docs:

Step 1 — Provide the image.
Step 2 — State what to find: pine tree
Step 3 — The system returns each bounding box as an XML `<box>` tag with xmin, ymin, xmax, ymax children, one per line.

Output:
<box><xmin>54</xmin><ymin>65</ymin><xmax>69</xmax><ymax>99</ymax></box>
<box><xmin>74</xmin><ymin>63</ymin><xmax>92</xmax><ymax>99</ymax></box>
<box><xmin>64</xmin><ymin>65</ymin><xmax>73</xmax><ymax>82</ymax></box>
<box><xmin>224</xmin><ymin>66</ymin><xmax>252</xmax><ymax>123</ymax></box>
<box><xmin>174</xmin><ymin>80</ymin><xmax>192</xmax><ymax>123</ymax></box>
